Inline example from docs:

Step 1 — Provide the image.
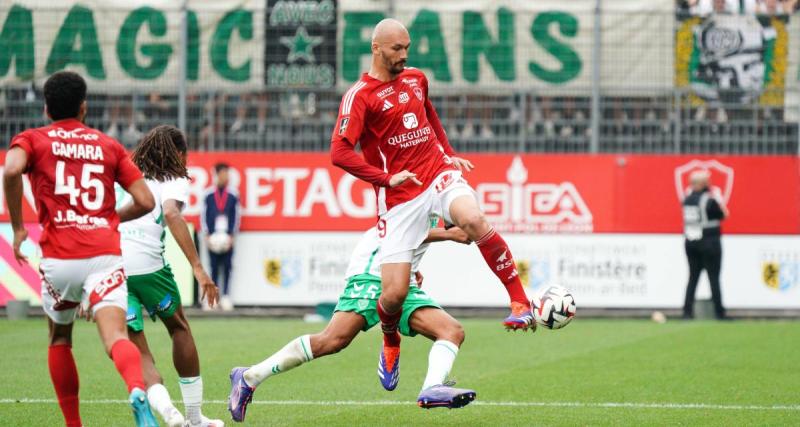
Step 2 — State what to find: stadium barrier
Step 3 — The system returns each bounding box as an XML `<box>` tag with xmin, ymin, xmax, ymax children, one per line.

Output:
<box><xmin>225</xmin><ymin>231</ymin><xmax>800</xmax><ymax>309</ymax></box>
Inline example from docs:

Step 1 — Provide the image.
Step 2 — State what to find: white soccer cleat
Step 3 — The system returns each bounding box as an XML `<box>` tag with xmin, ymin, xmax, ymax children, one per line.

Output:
<box><xmin>163</xmin><ymin>407</ymin><xmax>185</xmax><ymax>427</ymax></box>
<box><xmin>201</xmin><ymin>415</ymin><xmax>225</xmax><ymax>427</ymax></box>
<box><xmin>184</xmin><ymin>415</ymin><xmax>225</xmax><ymax>427</ymax></box>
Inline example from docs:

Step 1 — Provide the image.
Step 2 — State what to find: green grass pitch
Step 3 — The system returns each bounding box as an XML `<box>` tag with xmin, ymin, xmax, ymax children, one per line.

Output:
<box><xmin>1</xmin><ymin>317</ymin><xmax>798</xmax><ymax>426</ymax></box>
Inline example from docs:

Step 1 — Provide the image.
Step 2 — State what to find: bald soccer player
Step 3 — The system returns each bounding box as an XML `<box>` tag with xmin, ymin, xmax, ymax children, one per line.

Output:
<box><xmin>327</xmin><ymin>19</ymin><xmax>535</xmax><ymax>392</ymax></box>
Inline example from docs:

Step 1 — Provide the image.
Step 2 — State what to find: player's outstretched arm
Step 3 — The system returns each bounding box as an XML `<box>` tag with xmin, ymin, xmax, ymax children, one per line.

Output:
<box><xmin>163</xmin><ymin>199</ymin><xmax>219</xmax><ymax>307</ymax></box>
<box><xmin>330</xmin><ymin>140</ymin><xmax>421</xmax><ymax>187</ymax></box>
<box><xmin>330</xmin><ymin>139</ymin><xmax>392</xmax><ymax>186</ymax></box>
<box><xmin>2</xmin><ymin>147</ymin><xmax>29</xmax><ymax>264</ymax></box>
<box><xmin>423</xmin><ymin>227</ymin><xmax>471</xmax><ymax>245</ymax></box>
<box><xmin>117</xmin><ymin>178</ymin><xmax>155</xmax><ymax>222</ymax></box>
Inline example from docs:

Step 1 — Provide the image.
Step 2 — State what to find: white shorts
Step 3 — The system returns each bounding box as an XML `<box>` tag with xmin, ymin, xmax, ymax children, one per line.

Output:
<box><xmin>40</xmin><ymin>255</ymin><xmax>128</xmax><ymax>325</ymax></box>
<box><xmin>379</xmin><ymin>170</ymin><xmax>477</xmax><ymax>264</ymax></box>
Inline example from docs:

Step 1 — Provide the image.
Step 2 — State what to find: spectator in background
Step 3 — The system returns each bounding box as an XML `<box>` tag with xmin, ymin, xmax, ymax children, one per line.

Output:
<box><xmin>686</xmin><ymin>0</ymin><xmax>736</xmax><ymax>15</ymax></box>
<box><xmin>230</xmin><ymin>91</ymin><xmax>268</xmax><ymax>136</ymax></box>
<box><xmin>539</xmin><ymin>96</ymin><xmax>558</xmax><ymax>137</ymax></box>
<box><xmin>198</xmin><ymin>93</ymin><xmax>224</xmax><ymax>151</ymax></box>
<box><xmin>144</xmin><ymin>92</ymin><xmax>174</xmax><ymax>129</ymax></box>
<box><xmin>757</xmin><ymin>0</ymin><xmax>799</xmax><ymax>14</ymax></box>
<box><xmin>462</xmin><ymin>94</ymin><xmax>495</xmax><ymax>139</ymax></box>
<box><xmin>202</xmin><ymin>163</ymin><xmax>240</xmax><ymax>311</ymax></box>
<box><xmin>104</xmin><ymin>94</ymin><xmax>143</xmax><ymax>148</ymax></box>
<box><xmin>681</xmin><ymin>170</ymin><xmax>729</xmax><ymax>320</ymax></box>
<box><xmin>684</xmin><ymin>0</ymin><xmax>798</xmax><ymax>15</ymax></box>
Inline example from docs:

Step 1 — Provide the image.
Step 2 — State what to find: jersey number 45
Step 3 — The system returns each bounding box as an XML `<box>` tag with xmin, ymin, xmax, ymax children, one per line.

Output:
<box><xmin>55</xmin><ymin>161</ymin><xmax>105</xmax><ymax>210</ymax></box>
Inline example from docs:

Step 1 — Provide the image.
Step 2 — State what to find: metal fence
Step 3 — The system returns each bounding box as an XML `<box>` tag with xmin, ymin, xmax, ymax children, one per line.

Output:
<box><xmin>1</xmin><ymin>1</ymin><xmax>798</xmax><ymax>154</ymax></box>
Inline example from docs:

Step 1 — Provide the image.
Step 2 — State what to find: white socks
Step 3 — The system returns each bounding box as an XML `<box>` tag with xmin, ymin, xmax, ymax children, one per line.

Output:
<box><xmin>421</xmin><ymin>340</ymin><xmax>459</xmax><ymax>391</ymax></box>
<box><xmin>178</xmin><ymin>376</ymin><xmax>203</xmax><ymax>425</ymax></box>
<box><xmin>147</xmin><ymin>383</ymin><xmax>179</xmax><ymax>422</ymax></box>
<box><xmin>244</xmin><ymin>335</ymin><xmax>314</xmax><ymax>387</ymax></box>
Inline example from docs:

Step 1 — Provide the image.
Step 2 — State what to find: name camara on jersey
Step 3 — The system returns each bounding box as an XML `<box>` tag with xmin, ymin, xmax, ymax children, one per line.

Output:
<box><xmin>51</xmin><ymin>141</ymin><xmax>104</xmax><ymax>161</ymax></box>
<box><xmin>50</xmin><ymin>129</ymin><xmax>104</xmax><ymax>161</ymax></box>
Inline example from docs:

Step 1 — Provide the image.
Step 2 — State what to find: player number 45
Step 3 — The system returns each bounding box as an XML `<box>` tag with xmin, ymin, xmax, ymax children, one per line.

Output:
<box><xmin>55</xmin><ymin>161</ymin><xmax>105</xmax><ymax>210</ymax></box>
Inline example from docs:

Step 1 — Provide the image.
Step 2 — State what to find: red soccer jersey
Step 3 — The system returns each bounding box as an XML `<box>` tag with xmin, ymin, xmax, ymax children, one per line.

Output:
<box><xmin>10</xmin><ymin>119</ymin><xmax>143</xmax><ymax>259</ymax></box>
<box><xmin>331</xmin><ymin>68</ymin><xmax>456</xmax><ymax>213</ymax></box>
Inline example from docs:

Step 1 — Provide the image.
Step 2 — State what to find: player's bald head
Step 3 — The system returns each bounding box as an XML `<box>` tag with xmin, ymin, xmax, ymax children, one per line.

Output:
<box><xmin>370</xmin><ymin>18</ymin><xmax>410</xmax><ymax>77</ymax></box>
<box><xmin>371</xmin><ymin>19</ymin><xmax>409</xmax><ymax>45</ymax></box>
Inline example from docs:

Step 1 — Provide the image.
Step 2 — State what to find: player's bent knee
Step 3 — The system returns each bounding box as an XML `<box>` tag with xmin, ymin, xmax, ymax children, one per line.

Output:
<box><xmin>458</xmin><ymin>213</ymin><xmax>489</xmax><ymax>237</ymax></box>
<box><xmin>382</xmin><ymin>291</ymin><xmax>406</xmax><ymax>307</ymax></box>
<box><xmin>434</xmin><ymin>321</ymin><xmax>465</xmax><ymax>346</ymax></box>
<box><xmin>380</xmin><ymin>285</ymin><xmax>409</xmax><ymax>310</ymax></box>
<box><xmin>450</xmin><ymin>323</ymin><xmax>466</xmax><ymax>346</ymax></box>
<box><xmin>165</xmin><ymin>315</ymin><xmax>191</xmax><ymax>336</ymax></box>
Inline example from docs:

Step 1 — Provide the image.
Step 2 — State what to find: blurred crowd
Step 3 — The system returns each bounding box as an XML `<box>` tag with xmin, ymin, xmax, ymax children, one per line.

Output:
<box><xmin>677</xmin><ymin>0</ymin><xmax>800</xmax><ymax>15</ymax></box>
<box><xmin>0</xmin><ymin>85</ymin><xmax>796</xmax><ymax>153</ymax></box>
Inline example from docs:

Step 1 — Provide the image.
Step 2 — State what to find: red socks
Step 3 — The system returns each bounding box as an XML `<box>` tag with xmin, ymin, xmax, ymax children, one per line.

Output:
<box><xmin>476</xmin><ymin>228</ymin><xmax>529</xmax><ymax>305</ymax></box>
<box><xmin>49</xmin><ymin>340</ymin><xmax>145</xmax><ymax>425</ymax></box>
<box><xmin>109</xmin><ymin>339</ymin><xmax>146</xmax><ymax>393</ymax></box>
<box><xmin>377</xmin><ymin>301</ymin><xmax>402</xmax><ymax>346</ymax></box>
<box><xmin>48</xmin><ymin>344</ymin><xmax>82</xmax><ymax>427</ymax></box>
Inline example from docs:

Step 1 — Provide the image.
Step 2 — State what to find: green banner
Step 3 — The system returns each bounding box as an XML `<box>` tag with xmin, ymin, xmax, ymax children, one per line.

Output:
<box><xmin>0</xmin><ymin>0</ymin><xmax>265</xmax><ymax>92</ymax></box>
<box><xmin>338</xmin><ymin>0</ymin><xmax>675</xmax><ymax>92</ymax></box>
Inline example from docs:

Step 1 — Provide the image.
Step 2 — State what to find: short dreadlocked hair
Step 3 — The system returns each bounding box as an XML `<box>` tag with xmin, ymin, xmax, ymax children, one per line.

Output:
<box><xmin>131</xmin><ymin>125</ymin><xmax>189</xmax><ymax>182</ymax></box>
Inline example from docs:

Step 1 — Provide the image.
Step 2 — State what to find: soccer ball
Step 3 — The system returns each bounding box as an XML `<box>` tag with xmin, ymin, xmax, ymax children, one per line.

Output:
<box><xmin>532</xmin><ymin>285</ymin><xmax>576</xmax><ymax>330</ymax></box>
<box><xmin>207</xmin><ymin>231</ymin><xmax>232</xmax><ymax>254</ymax></box>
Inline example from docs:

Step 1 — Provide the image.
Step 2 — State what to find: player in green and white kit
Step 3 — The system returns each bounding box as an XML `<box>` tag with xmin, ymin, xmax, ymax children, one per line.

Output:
<box><xmin>118</xmin><ymin>125</ymin><xmax>223</xmax><ymax>427</ymax></box>
<box><xmin>228</xmin><ymin>221</ymin><xmax>477</xmax><ymax>422</ymax></box>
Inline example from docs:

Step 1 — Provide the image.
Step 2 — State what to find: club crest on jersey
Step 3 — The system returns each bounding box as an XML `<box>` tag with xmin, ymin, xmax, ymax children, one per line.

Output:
<box><xmin>402</xmin><ymin>113</ymin><xmax>418</xmax><ymax>129</ymax></box>
<box><xmin>399</xmin><ymin>92</ymin><xmax>410</xmax><ymax>104</ymax></box>
<box><xmin>339</xmin><ymin>117</ymin><xmax>349</xmax><ymax>134</ymax></box>
<box><xmin>413</xmin><ymin>87</ymin><xmax>424</xmax><ymax>101</ymax></box>
<box><xmin>382</xmin><ymin>100</ymin><xmax>394</xmax><ymax>111</ymax></box>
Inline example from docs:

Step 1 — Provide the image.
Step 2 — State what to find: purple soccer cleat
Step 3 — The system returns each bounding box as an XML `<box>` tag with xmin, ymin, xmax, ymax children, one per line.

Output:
<box><xmin>417</xmin><ymin>382</ymin><xmax>477</xmax><ymax>409</ymax></box>
<box><xmin>503</xmin><ymin>301</ymin><xmax>536</xmax><ymax>332</ymax></box>
<box><xmin>377</xmin><ymin>343</ymin><xmax>400</xmax><ymax>391</ymax></box>
<box><xmin>228</xmin><ymin>367</ymin><xmax>255</xmax><ymax>422</ymax></box>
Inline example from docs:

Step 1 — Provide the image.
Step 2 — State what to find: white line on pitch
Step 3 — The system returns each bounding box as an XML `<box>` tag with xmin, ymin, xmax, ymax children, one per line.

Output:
<box><xmin>1</xmin><ymin>399</ymin><xmax>798</xmax><ymax>411</ymax></box>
